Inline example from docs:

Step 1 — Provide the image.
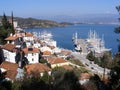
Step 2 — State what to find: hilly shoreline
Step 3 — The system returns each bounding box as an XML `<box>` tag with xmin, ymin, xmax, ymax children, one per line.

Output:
<box><xmin>0</xmin><ymin>16</ymin><xmax>73</xmax><ymax>28</ymax></box>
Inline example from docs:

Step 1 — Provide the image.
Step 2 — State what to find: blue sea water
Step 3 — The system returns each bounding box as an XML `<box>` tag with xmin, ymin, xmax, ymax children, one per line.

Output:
<box><xmin>25</xmin><ymin>24</ymin><xmax>119</xmax><ymax>55</ymax></box>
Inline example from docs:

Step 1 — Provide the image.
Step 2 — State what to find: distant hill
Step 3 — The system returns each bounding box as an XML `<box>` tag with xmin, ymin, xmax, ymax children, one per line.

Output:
<box><xmin>36</xmin><ymin>14</ymin><xmax>119</xmax><ymax>24</ymax></box>
<box><xmin>0</xmin><ymin>14</ymin><xmax>119</xmax><ymax>28</ymax></box>
<box><xmin>0</xmin><ymin>16</ymin><xmax>73</xmax><ymax>28</ymax></box>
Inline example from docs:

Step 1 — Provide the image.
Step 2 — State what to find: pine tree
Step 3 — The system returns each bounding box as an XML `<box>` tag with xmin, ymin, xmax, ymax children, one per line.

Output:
<box><xmin>11</xmin><ymin>11</ymin><xmax>15</xmax><ymax>34</ymax></box>
<box><xmin>110</xmin><ymin>5</ymin><xmax>120</xmax><ymax>90</ymax></box>
<box><xmin>114</xmin><ymin>6</ymin><xmax>120</xmax><ymax>52</ymax></box>
<box><xmin>1</xmin><ymin>13</ymin><xmax>10</xmax><ymax>29</ymax></box>
<box><xmin>114</xmin><ymin>6</ymin><xmax>120</xmax><ymax>41</ymax></box>
<box><xmin>0</xmin><ymin>12</ymin><xmax>15</xmax><ymax>44</ymax></box>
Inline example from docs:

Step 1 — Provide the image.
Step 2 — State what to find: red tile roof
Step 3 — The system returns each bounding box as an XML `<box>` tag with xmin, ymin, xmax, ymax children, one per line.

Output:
<box><xmin>62</xmin><ymin>65</ymin><xmax>73</xmax><ymax>70</ymax></box>
<box><xmin>5</xmin><ymin>35</ymin><xmax>18</xmax><ymax>41</ymax></box>
<box><xmin>80</xmin><ymin>73</ymin><xmax>90</xmax><ymax>80</ymax></box>
<box><xmin>0</xmin><ymin>61</ymin><xmax>18</xmax><ymax>80</ymax></box>
<box><xmin>25</xmin><ymin>63</ymin><xmax>51</xmax><ymax>74</ymax></box>
<box><xmin>49</xmin><ymin>46</ymin><xmax>55</xmax><ymax>49</ymax></box>
<box><xmin>2</xmin><ymin>44</ymin><xmax>16</xmax><ymax>52</ymax></box>
<box><xmin>48</xmin><ymin>58</ymin><xmax>68</xmax><ymax>64</ymax></box>
<box><xmin>61</xmin><ymin>50</ymin><xmax>72</xmax><ymax>55</ymax></box>
<box><xmin>42</xmin><ymin>51</ymin><xmax>51</xmax><ymax>56</ymax></box>
<box><xmin>22</xmin><ymin>47</ymin><xmax>39</xmax><ymax>54</ymax></box>
<box><xmin>25</xmin><ymin>32</ymin><xmax>33</xmax><ymax>37</ymax></box>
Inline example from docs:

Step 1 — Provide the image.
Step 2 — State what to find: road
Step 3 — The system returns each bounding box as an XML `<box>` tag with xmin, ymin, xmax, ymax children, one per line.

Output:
<box><xmin>71</xmin><ymin>52</ymin><xmax>110</xmax><ymax>76</ymax></box>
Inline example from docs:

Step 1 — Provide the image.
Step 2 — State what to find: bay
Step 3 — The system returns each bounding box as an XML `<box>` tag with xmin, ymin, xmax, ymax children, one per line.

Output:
<box><xmin>25</xmin><ymin>24</ymin><xmax>119</xmax><ymax>55</ymax></box>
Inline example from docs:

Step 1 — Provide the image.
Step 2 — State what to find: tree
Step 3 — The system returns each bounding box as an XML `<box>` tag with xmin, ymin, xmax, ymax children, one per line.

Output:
<box><xmin>86</xmin><ymin>51</ymin><xmax>96</xmax><ymax>61</ymax></box>
<box><xmin>11</xmin><ymin>12</ymin><xmax>14</xmax><ymax>30</ymax></box>
<box><xmin>53</xmin><ymin>71</ymin><xmax>82</xmax><ymax>90</ymax></box>
<box><xmin>1</xmin><ymin>13</ymin><xmax>10</xmax><ymax>30</ymax></box>
<box><xmin>0</xmin><ymin>47</ymin><xmax>5</xmax><ymax>64</ymax></box>
<box><xmin>88</xmin><ymin>74</ymin><xmax>112</xmax><ymax>90</ymax></box>
<box><xmin>115</xmin><ymin>6</ymin><xmax>120</xmax><ymax>50</ymax></box>
<box><xmin>39</xmin><ymin>58</ymin><xmax>47</xmax><ymax>63</ymax></box>
<box><xmin>11</xmin><ymin>12</ymin><xmax>15</xmax><ymax>34</ymax></box>
<box><xmin>110</xmin><ymin>53</ymin><xmax>120</xmax><ymax>90</ymax></box>
<box><xmin>0</xmin><ymin>13</ymin><xmax>9</xmax><ymax>44</ymax></box>
<box><xmin>41</xmin><ymin>72</ymin><xmax>53</xmax><ymax>85</ymax></box>
<box><xmin>115</xmin><ymin>6</ymin><xmax>120</xmax><ymax>34</ymax></box>
<box><xmin>110</xmin><ymin>5</ymin><xmax>120</xmax><ymax>90</ymax></box>
<box><xmin>0</xmin><ymin>13</ymin><xmax>15</xmax><ymax>44</ymax></box>
<box><xmin>52</xmin><ymin>66</ymin><xmax>66</xmax><ymax>83</ymax></box>
<box><xmin>0</xmin><ymin>80</ymin><xmax>12</xmax><ymax>90</ymax></box>
<box><xmin>20</xmin><ymin>76</ymin><xmax>49</xmax><ymax>90</ymax></box>
<box><xmin>85</xmin><ymin>81</ymin><xmax>98</xmax><ymax>90</ymax></box>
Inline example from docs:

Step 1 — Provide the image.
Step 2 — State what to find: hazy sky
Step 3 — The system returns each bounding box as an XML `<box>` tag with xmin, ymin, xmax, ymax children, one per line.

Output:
<box><xmin>0</xmin><ymin>0</ymin><xmax>119</xmax><ymax>18</ymax></box>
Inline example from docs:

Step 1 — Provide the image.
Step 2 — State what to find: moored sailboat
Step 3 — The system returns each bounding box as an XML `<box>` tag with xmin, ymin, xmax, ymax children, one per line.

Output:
<box><xmin>72</xmin><ymin>30</ymin><xmax>111</xmax><ymax>54</ymax></box>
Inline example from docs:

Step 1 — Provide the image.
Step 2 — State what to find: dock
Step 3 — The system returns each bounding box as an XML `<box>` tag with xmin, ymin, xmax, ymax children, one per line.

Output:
<box><xmin>76</xmin><ymin>39</ymin><xmax>88</xmax><ymax>54</ymax></box>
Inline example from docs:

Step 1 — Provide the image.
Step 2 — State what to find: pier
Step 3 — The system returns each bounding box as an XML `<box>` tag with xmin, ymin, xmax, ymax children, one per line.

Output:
<box><xmin>73</xmin><ymin>31</ymin><xmax>111</xmax><ymax>57</ymax></box>
<box><xmin>75</xmin><ymin>39</ymin><xmax>88</xmax><ymax>54</ymax></box>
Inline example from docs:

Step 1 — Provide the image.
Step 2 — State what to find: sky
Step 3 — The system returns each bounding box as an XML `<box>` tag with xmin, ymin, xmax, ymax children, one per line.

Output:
<box><xmin>0</xmin><ymin>0</ymin><xmax>119</xmax><ymax>18</ymax></box>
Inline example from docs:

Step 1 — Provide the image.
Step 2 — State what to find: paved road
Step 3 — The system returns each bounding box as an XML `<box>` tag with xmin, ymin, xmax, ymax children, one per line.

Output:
<box><xmin>71</xmin><ymin>52</ymin><xmax>110</xmax><ymax>75</ymax></box>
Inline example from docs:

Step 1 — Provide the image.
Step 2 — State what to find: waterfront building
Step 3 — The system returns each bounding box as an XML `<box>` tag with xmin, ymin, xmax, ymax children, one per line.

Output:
<box><xmin>39</xmin><ymin>31</ymin><xmax>57</xmax><ymax>47</ymax></box>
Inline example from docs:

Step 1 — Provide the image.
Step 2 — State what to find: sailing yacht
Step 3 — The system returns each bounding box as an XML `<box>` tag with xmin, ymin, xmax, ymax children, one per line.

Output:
<box><xmin>72</xmin><ymin>30</ymin><xmax>111</xmax><ymax>54</ymax></box>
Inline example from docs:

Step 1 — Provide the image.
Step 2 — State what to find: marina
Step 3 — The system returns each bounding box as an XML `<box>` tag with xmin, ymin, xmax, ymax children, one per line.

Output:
<box><xmin>25</xmin><ymin>24</ymin><xmax>118</xmax><ymax>54</ymax></box>
<box><xmin>72</xmin><ymin>30</ymin><xmax>111</xmax><ymax>55</ymax></box>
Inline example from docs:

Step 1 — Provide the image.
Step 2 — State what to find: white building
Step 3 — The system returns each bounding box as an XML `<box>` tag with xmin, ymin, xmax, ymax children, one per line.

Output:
<box><xmin>23</xmin><ymin>32</ymin><xmax>34</xmax><ymax>42</ymax></box>
<box><xmin>45</xmin><ymin>40</ymin><xmax>57</xmax><ymax>47</ymax></box>
<box><xmin>13</xmin><ymin>21</ymin><xmax>18</xmax><ymax>29</ymax></box>
<box><xmin>5</xmin><ymin>34</ymin><xmax>20</xmax><ymax>45</ymax></box>
<box><xmin>2</xmin><ymin>44</ymin><xmax>16</xmax><ymax>63</ymax></box>
<box><xmin>48</xmin><ymin>58</ymin><xmax>70</xmax><ymax>68</ymax></box>
<box><xmin>33</xmin><ymin>42</ymin><xmax>41</xmax><ymax>48</ymax></box>
<box><xmin>52</xmin><ymin>47</ymin><xmax>61</xmax><ymax>54</ymax></box>
<box><xmin>22</xmin><ymin>47</ymin><xmax>40</xmax><ymax>64</ymax></box>
<box><xmin>40</xmin><ymin>46</ymin><xmax>53</xmax><ymax>54</ymax></box>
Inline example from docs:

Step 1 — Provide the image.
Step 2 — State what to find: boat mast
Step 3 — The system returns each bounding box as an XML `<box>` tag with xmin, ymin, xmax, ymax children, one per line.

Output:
<box><xmin>75</xmin><ymin>32</ymin><xmax>78</xmax><ymax>44</ymax></box>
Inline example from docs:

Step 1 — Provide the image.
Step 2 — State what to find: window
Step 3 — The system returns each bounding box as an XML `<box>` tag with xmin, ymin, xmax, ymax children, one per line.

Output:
<box><xmin>32</xmin><ymin>53</ymin><xmax>34</xmax><ymax>56</ymax></box>
<box><xmin>32</xmin><ymin>58</ymin><xmax>34</xmax><ymax>61</ymax></box>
